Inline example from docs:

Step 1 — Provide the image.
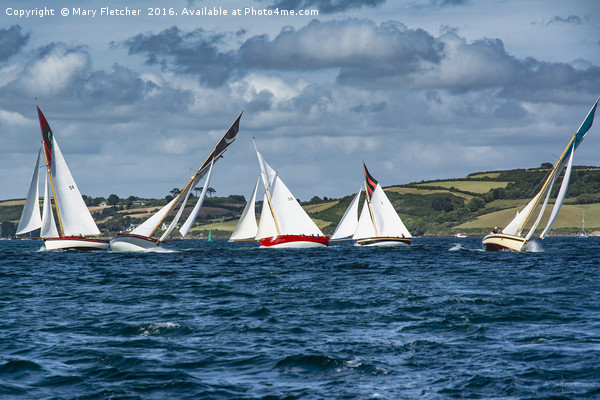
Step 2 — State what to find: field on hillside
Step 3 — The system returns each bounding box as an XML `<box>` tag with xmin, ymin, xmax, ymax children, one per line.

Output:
<box><xmin>386</xmin><ymin>186</ymin><xmax>473</xmax><ymax>200</ymax></box>
<box><xmin>416</xmin><ymin>180</ymin><xmax>510</xmax><ymax>194</ymax></box>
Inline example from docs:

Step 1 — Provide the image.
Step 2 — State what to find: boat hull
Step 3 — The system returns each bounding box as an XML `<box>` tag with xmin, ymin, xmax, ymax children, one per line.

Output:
<box><xmin>44</xmin><ymin>237</ymin><xmax>109</xmax><ymax>251</ymax></box>
<box><xmin>482</xmin><ymin>233</ymin><xmax>528</xmax><ymax>252</ymax></box>
<box><xmin>110</xmin><ymin>234</ymin><xmax>159</xmax><ymax>252</ymax></box>
<box><xmin>356</xmin><ymin>237</ymin><xmax>411</xmax><ymax>247</ymax></box>
<box><xmin>259</xmin><ymin>235</ymin><xmax>329</xmax><ymax>248</ymax></box>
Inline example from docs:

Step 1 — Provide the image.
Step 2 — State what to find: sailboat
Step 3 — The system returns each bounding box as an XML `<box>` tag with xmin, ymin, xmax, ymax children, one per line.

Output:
<box><xmin>482</xmin><ymin>97</ymin><xmax>599</xmax><ymax>251</ymax></box>
<box><xmin>110</xmin><ymin>112</ymin><xmax>242</xmax><ymax>251</ymax></box>
<box><xmin>16</xmin><ymin>106</ymin><xmax>109</xmax><ymax>250</ymax></box>
<box><xmin>228</xmin><ymin>140</ymin><xmax>329</xmax><ymax>248</ymax></box>
<box><xmin>330</xmin><ymin>163</ymin><xmax>412</xmax><ymax>246</ymax></box>
<box><xmin>579</xmin><ymin>210</ymin><xmax>588</xmax><ymax>238</ymax></box>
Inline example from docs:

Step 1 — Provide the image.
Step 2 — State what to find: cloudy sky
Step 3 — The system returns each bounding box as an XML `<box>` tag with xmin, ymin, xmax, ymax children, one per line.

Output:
<box><xmin>1</xmin><ymin>0</ymin><xmax>599</xmax><ymax>201</ymax></box>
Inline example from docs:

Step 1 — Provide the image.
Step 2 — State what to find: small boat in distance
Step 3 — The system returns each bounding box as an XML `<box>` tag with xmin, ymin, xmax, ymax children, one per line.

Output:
<box><xmin>229</xmin><ymin>140</ymin><xmax>329</xmax><ymax>248</ymax></box>
<box><xmin>482</xmin><ymin>97</ymin><xmax>599</xmax><ymax>251</ymax></box>
<box><xmin>579</xmin><ymin>210</ymin><xmax>588</xmax><ymax>238</ymax></box>
<box><xmin>110</xmin><ymin>112</ymin><xmax>242</xmax><ymax>251</ymax></box>
<box><xmin>330</xmin><ymin>163</ymin><xmax>411</xmax><ymax>246</ymax></box>
<box><xmin>454</xmin><ymin>233</ymin><xmax>467</xmax><ymax>238</ymax></box>
<box><xmin>15</xmin><ymin>106</ymin><xmax>109</xmax><ymax>250</ymax></box>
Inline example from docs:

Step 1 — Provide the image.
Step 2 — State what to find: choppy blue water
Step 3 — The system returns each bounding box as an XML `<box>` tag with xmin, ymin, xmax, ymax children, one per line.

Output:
<box><xmin>1</xmin><ymin>237</ymin><xmax>599</xmax><ymax>399</ymax></box>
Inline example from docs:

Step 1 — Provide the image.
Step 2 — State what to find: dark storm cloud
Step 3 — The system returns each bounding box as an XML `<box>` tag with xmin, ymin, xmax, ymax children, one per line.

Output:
<box><xmin>261</xmin><ymin>0</ymin><xmax>386</xmax><ymax>14</ymax></box>
<box><xmin>125</xmin><ymin>26</ymin><xmax>236</xmax><ymax>87</ymax></box>
<box><xmin>0</xmin><ymin>25</ymin><xmax>30</xmax><ymax>62</ymax></box>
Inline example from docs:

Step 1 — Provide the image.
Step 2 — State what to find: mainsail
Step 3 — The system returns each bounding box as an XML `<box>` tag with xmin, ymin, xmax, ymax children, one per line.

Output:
<box><xmin>50</xmin><ymin>139</ymin><xmax>101</xmax><ymax>236</ymax></box>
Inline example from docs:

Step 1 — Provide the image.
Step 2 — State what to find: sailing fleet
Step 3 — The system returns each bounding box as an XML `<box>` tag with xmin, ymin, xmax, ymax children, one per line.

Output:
<box><xmin>13</xmin><ymin>96</ymin><xmax>600</xmax><ymax>251</ymax></box>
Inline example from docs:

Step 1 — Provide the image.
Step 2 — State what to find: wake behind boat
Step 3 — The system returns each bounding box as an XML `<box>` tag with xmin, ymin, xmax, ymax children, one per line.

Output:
<box><xmin>482</xmin><ymin>96</ymin><xmax>599</xmax><ymax>251</ymax></box>
<box><xmin>229</xmin><ymin>140</ymin><xmax>328</xmax><ymax>248</ymax></box>
<box><xmin>330</xmin><ymin>163</ymin><xmax>411</xmax><ymax>246</ymax></box>
<box><xmin>110</xmin><ymin>113</ymin><xmax>242</xmax><ymax>251</ymax></box>
<box><xmin>16</xmin><ymin>106</ymin><xmax>109</xmax><ymax>251</ymax></box>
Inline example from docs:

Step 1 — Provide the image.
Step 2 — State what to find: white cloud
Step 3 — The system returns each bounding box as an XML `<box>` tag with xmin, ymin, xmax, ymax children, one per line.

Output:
<box><xmin>21</xmin><ymin>46</ymin><xmax>90</xmax><ymax>95</ymax></box>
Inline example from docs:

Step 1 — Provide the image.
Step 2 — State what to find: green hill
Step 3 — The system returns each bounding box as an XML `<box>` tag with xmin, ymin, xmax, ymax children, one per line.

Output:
<box><xmin>2</xmin><ymin>164</ymin><xmax>600</xmax><ymax>238</ymax></box>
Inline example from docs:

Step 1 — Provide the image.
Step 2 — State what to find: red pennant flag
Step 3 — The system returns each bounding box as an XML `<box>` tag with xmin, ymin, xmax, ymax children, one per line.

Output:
<box><xmin>363</xmin><ymin>163</ymin><xmax>378</xmax><ymax>197</ymax></box>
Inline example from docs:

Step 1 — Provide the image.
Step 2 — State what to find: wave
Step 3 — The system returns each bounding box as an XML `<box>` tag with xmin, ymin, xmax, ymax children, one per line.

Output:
<box><xmin>119</xmin><ymin>322</ymin><xmax>187</xmax><ymax>336</ymax></box>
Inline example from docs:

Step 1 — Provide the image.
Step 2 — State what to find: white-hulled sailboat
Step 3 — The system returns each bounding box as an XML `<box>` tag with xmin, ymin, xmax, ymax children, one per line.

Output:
<box><xmin>16</xmin><ymin>106</ymin><xmax>109</xmax><ymax>250</ymax></box>
<box><xmin>330</xmin><ymin>163</ymin><xmax>411</xmax><ymax>246</ymax></box>
<box><xmin>482</xmin><ymin>97</ymin><xmax>599</xmax><ymax>251</ymax></box>
<box><xmin>110</xmin><ymin>112</ymin><xmax>242</xmax><ymax>252</ymax></box>
<box><xmin>229</xmin><ymin>140</ymin><xmax>329</xmax><ymax>248</ymax></box>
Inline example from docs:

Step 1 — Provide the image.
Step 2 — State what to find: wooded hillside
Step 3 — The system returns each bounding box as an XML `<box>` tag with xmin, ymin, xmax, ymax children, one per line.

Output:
<box><xmin>2</xmin><ymin>164</ymin><xmax>600</xmax><ymax>238</ymax></box>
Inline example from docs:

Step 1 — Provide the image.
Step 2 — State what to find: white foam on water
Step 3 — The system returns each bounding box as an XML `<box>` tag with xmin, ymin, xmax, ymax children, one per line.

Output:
<box><xmin>523</xmin><ymin>240</ymin><xmax>543</xmax><ymax>252</ymax></box>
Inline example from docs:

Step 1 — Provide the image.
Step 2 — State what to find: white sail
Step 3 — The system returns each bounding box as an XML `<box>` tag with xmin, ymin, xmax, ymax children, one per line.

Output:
<box><xmin>524</xmin><ymin>171</ymin><xmax>558</xmax><ymax>240</ymax></box>
<box><xmin>50</xmin><ymin>139</ymin><xmax>100</xmax><ymax>236</ymax></box>
<box><xmin>160</xmin><ymin>188</ymin><xmax>193</xmax><ymax>241</ymax></box>
<box><xmin>131</xmin><ymin>197</ymin><xmax>178</xmax><ymax>237</ymax></box>
<box><xmin>229</xmin><ymin>178</ymin><xmax>259</xmax><ymax>241</ymax></box>
<box><xmin>370</xmin><ymin>184</ymin><xmax>411</xmax><ymax>238</ymax></box>
<box><xmin>331</xmin><ymin>188</ymin><xmax>362</xmax><ymax>240</ymax></box>
<box><xmin>16</xmin><ymin>148</ymin><xmax>43</xmax><ymax>235</ymax></box>
<box><xmin>540</xmin><ymin>147</ymin><xmax>575</xmax><ymax>239</ymax></box>
<box><xmin>256</xmin><ymin>193</ymin><xmax>279</xmax><ymax>240</ymax></box>
<box><xmin>40</xmin><ymin>173</ymin><xmax>59</xmax><ymax>238</ymax></box>
<box><xmin>353</xmin><ymin>200</ymin><xmax>377</xmax><ymax>240</ymax></box>
<box><xmin>269</xmin><ymin>175</ymin><xmax>323</xmax><ymax>236</ymax></box>
<box><xmin>180</xmin><ymin>161</ymin><xmax>214</xmax><ymax>238</ymax></box>
<box><xmin>502</xmin><ymin>195</ymin><xmax>538</xmax><ymax>236</ymax></box>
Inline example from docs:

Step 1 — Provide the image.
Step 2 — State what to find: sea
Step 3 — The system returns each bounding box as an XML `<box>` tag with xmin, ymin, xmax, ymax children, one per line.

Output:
<box><xmin>1</xmin><ymin>236</ymin><xmax>599</xmax><ymax>400</ymax></box>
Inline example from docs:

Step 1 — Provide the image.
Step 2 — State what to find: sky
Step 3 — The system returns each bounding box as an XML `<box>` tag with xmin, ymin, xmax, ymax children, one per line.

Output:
<box><xmin>1</xmin><ymin>0</ymin><xmax>599</xmax><ymax>202</ymax></box>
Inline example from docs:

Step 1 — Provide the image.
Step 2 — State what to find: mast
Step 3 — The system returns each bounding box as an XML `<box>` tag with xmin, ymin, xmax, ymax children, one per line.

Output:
<box><xmin>261</xmin><ymin>171</ymin><xmax>281</xmax><ymax>235</ymax></box>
